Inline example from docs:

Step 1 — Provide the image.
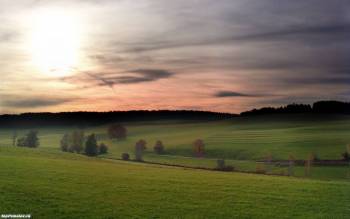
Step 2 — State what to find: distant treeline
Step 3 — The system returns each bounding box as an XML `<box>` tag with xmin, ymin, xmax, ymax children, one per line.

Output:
<box><xmin>241</xmin><ymin>101</ymin><xmax>350</xmax><ymax>116</ymax></box>
<box><xmin>0</xmin><ymin>110</ymin><xmax>235</xmax><ymax>128</ymax></box>
<box><xmin>1</xmin><ymin>100</ymin><xmax>349</xmax><ymax>128</ymax></box>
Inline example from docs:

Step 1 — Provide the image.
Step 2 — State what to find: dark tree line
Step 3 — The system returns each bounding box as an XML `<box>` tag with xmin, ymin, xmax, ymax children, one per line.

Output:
<box><xmin>240</xmin><ymin>101</ymin><xmax>350</xmax><ymax>116</ymax></box>
<box><xmin>0</xmin><ymin>110</ymin><xmax>235</xmax><ymax>128</ymax></box>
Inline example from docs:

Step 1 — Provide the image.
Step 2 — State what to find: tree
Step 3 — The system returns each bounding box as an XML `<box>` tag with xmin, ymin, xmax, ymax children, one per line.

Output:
<box><xmin>135</xmin><ymin>139</ymin><xmax>147</xmax><ymax>161</ymax></box>
<box><xmin>153</xmin><ymin>140</ymin><xmax>164</xmax><ymax>154</ymax></box>
<box><xmin>99</xmin><ymin>143</ymin><xmax>108</xmax><ymax>154</ymax></box>
<box><xmin>16</xmin><ymin>131</ymin><xmax>39</xmax><ymax>148</ymax></box>
<box><xmin>193</xmin><ymin>139</ymin><xmax>205</xmax><ymax>157</ymax></box>
<box><xmin>26</xmin><ymin>130</ymin><xmax>40</xmax><ymax>148</ymax></box>
<box><xmin>85</xmin><ymin>134</ymin><xmax>98</xmax><ymax>156</ymax></box>
<box><xmin>108</xmin><ymin>124</ymin><xmax>127</xmax><ymax>140</ymax></box>
<box><xmin>60</xmin><ymin>133</ymin><xmax>70</xmax><ymax>152</ymax></box>
<box><xmin>69</xmin><ymin>130</ymin><xmax>84</xmax><ymax>153</ymax></box>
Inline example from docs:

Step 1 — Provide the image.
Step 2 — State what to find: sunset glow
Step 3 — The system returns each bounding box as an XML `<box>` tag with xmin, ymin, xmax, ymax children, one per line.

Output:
<box><xmin>0</xmin><ymin>1</ymin><xmax>348</xmax><ymax>114</ymax></box>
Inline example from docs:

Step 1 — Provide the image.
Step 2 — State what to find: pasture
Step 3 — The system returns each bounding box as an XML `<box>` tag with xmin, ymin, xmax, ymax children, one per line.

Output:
<box><xmin>0</xmin><ymin>146</ymin><xmax>349</xmax><ymax>218</ymax></box>
<box><xmin>0</xmin><ymin>114</ymin><xmax>350</xmax><ymax>181</ymax></box>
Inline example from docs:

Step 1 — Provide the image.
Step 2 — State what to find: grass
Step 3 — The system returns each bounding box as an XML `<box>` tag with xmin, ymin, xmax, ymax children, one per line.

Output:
<box><xmin>1</xmin><ymin>115</ymin><xmax>350</xmax><ymax>181</ymax></box>
<box><xmin>0</xmin><ymin>146</ymin><xmax>349</xmax><ymax>219</ymax></box>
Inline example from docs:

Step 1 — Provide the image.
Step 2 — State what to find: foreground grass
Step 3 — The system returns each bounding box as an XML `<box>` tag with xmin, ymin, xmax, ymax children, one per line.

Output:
<box><xmin>0</xmin><ymin>147</ymin><xmax>349</xmax><ymax>218</ymax></box>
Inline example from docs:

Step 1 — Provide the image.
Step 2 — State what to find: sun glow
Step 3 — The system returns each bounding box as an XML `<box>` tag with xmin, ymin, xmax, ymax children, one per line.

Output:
<box><xmin>29</xmin><ymin>9</ymin><xmax>82</xmax><ymax>76</ymax></box>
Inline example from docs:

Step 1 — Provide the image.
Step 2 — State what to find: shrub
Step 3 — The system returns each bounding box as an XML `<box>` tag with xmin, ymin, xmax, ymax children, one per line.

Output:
<box><xmin>135</xmin><ymin>139</ymin><xmax>147</xmax><ymax>161</ymax></box>
<box><xmin>153</xmin><ymin>140</ymin><xmax>164</xmax><ymax>154</ymax></box>
<box><xmin>121</xmin><ymin>153</ymin><xmax>130</xmax><ymax>161</ymax></box>
<box><xmin>85</xmin><ymin>134</ymin><xmax>98</xmax><ymax>156</ymax></box>
<box><xmin>311</xmin><ymin>152</ymin><xmax>320</xmax><ymax>161</ymax></box>
<box><xmin>16</xmin><ymin>137</ymin><xmax>26</xmax><ymax>147</ymax></box>
<box><xmin>193</xmin><ymin>139</ymin><xmax>205</xmax><ymax>157</ymax></box>
<box><xmin>60</xmin><ymin>134</ymin><xmax>70</xmax><ymax>152</ymax></box>
<box><xmin>342</xmin><ymin>152</ymin><xmax>350</xmax><ymax>161</ymax></box>
<box><xmin>108</xmin><ymin>124</ymin><xmax>127</xmax><ymax>140</ymax></box>
<box><xmin>215</xmin><ymin>159</ymin><xmax>234</xmax><ymax>171</ymax></box>
<box><xmin>99</xmin><ymin>143</ymin><xmax>108</xmax><ymax>154</ymax></box>
<box><xmin>221</xmin><ymin>165</ymin><xmax>234</xmax><ymax>171</ymax></box>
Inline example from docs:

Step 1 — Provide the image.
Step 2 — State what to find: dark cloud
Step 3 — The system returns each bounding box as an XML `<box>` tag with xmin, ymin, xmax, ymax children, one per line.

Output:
<box><xmin>1</xmin><ymin>97</ymin><xmax>74</xmax><ymax>108</ymax></box>
<box><xmin>64</xmin><ymin>69</ymin><xmax>174</xmax><ymax>89</ymax></box>
<box><xmin>281</xmin><ymin>75</ymin><xmax>350</xmax><ymax>85</ymax></box>
<box><xmin>215</xmin><ymin>91</ymin><xmax>266</xmax><ymax>98</ymax></box>
<box><xmin>118</xmin><ymin>69</ymin><xmax>173</xmax><ymax>84</ymax></box>
<box><xmin>121</xmin><ymin>23</ymin><xmax>350</xmax><ymax>53</ymax></box>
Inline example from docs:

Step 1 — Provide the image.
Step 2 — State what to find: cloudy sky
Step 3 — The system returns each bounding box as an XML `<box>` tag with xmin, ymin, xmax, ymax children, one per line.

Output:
<box><xmin>0</xmin><ymin>0</ymin><xmax>349</xmax><ymax>114</ymax></box>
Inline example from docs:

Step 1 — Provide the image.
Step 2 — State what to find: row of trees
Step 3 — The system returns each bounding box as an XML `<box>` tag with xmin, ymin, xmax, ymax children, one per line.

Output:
<box><xmin>134</xmin><ymin>140</ymin><xmax>165</xmax><ymax>161</ymax></box>
<box><xmin>60</xmin><ymin>131</ymin><xmax>108</xmax><ymax>156</ymax></box>
<box><xmin>121</xmin><ymin>139</ymin><xmax>205</xmax><ymax>162</ymax></box>
<box><xmin>107</xmin><ymin>124</ymin><xmax>206</xmax><ymax>157</ymax></box>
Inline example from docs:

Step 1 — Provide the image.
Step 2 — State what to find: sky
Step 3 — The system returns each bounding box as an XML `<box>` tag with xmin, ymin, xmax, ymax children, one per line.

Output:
<box><xmin>0</xmin><ymin>0</ymin><xmax>349</xmax><ymax>114</ymax></box>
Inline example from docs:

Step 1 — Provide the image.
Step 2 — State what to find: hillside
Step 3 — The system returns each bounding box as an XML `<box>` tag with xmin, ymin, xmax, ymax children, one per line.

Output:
<box><xmin>1</xmin><ymin>115</ymin><xmax>350</xmax><ymax>181</ymax></box>
<box><xmin>0</xmin><ymin>146</ymin><xmax>349</xmax><ymax>219</ymax></box>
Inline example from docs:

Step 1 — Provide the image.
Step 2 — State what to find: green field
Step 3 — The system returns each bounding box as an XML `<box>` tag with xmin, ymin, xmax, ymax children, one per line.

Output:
<box><xmin>1</xmin><ymin>146</ymin><xmax>349</xmax><ymax>218</ymax></box>
<box><xmin>1</xmin><ymin>115</ymin><xmax>349</xmax><ymax>181</ymax></box>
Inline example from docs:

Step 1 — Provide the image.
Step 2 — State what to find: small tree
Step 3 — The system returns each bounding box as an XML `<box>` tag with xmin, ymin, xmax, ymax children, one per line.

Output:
<box><xmin>135</xmin><ymin>139</ymin><xmax>147</xmax><ymax>161</ymax></box>
<box><xmin>153</xmin><ymin>140</ymin><xmax>164</xmax><ymax>154</ymax></box>
<box><xmin>70</xmin><ymin>130</ymin><xmax>84</xmax><ymax>153</ymax></box>
<box><xmin>25</xmin><ymin>130</ymin><xmax>40</xmax><ymax>148</ymax></box>
<box><xmin>60</xmin><ymin>133</ymin><xmax>70</xmax><ymax>152</ymax></box>
<box><xmin>108</xmin><ymin>124</ymin><xmax>127</xmax><ymax>140</ymax></box>
<box><xmin>99</xmin><ymin>143</ymin><xmax>108</xmax><ymax>154</ymax></box>
<box><xmin>193</xmin><ymin>139</ymin><xmax>205</xmax><ymax>157</ymax></box>
<box><xmin>85</xmin><ymin>134</ymin><xmax>98</xmax><ymax>156</ymax></box>
<box><xmin>121</xmin><ymin>153</ymin><xmax>130</xmax><ymax>161</ymax></box>
<box><xmin>17</xmin><ymin>131</ymin><xmax>39</xmax><ymax>148</ymax></box>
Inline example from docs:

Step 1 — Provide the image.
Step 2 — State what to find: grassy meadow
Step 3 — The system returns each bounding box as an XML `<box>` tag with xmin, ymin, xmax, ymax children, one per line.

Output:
<box><xmin>0</xmin><ymin>146</ymin><xmax>349</xmax><ymax>218</ymax></box>
<box><xmin>1</xmin><ymin>115</ymin><xmax>349</xmax><ymax>181</ymax></box>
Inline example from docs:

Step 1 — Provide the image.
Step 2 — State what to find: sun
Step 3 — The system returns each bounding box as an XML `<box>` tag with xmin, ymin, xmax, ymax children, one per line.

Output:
<box><xmin>29</xmin><ymin>9</ymin><xmax>82</xmax><ymax>77</ymax></box>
